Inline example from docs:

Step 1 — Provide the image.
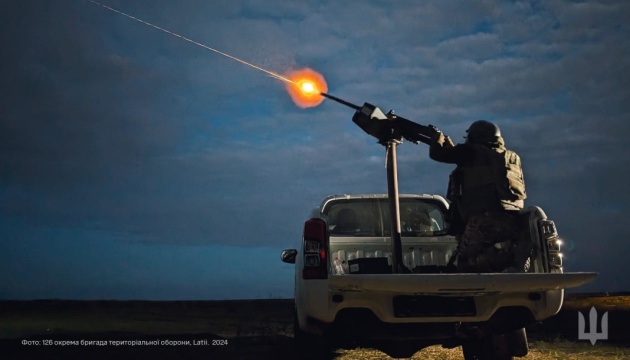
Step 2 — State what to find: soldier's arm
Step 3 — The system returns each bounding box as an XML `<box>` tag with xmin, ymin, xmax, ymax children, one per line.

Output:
<box><xmin>429</xmin><ymin>133</ymin><xmax>470</xmax><ymax>164</ymax></box>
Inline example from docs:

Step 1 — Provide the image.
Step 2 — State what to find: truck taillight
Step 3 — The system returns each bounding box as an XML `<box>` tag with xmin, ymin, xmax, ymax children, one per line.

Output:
<box><xmin>302</xmin><ymin>218</ymin><xmax>328</xmax><ymax>280</ymax></box>
<box><xmin>540</xmin><ymin>219</ymin><xmax>563</xmax><ymax>270</ymax></box>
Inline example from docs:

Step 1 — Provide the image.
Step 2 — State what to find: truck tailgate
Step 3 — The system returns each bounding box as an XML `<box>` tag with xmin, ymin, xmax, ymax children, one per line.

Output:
<box><xmin>329</xmin><ymin>272</ymin><xmax>597</xmax><ymax>294</ymax></box>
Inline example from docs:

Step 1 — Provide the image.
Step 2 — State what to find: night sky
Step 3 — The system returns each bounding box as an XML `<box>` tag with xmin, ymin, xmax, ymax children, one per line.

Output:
<box><xmin>1</xmin><ymin>0</ymin><xmax>628</xmax><ymax>300</ymax></box>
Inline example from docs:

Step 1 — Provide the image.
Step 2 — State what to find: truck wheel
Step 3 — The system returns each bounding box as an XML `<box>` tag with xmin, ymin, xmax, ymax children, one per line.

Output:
<box><xmin>293</xmin><ymin>311</ymin><xmax>333</xmax><ymax>360</ymax></box>
<box><xmin>462</xmin><ymin>327</ymin><xmax>527</xmax><ymax>359</ymax></box>
<box><xmin>462</xmin><ymin>339</ymin><xmax>486</xmax><ymax>360</ymax></box>
<box><xmin>461</xmin><ymin>335</ymin><xmax>512</xmax><ymax>360</ymax></box>
<box><xmin>505</xmin><ymin>327</ymin><xmax>528</xmax><ymax>357</ymax></box>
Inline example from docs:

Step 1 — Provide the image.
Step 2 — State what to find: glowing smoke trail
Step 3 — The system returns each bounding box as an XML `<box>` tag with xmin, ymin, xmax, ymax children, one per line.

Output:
<box><xmin>88</xmin><ymin>0</ymin><xmax>296</xmax><ymax>85</ymax></box>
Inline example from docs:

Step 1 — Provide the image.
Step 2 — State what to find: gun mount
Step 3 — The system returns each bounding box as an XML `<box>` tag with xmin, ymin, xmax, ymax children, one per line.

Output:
<box><xmin>320</xmin><ymin>92</ymin><xmax>442</xmax><ymax>273</ymax></box>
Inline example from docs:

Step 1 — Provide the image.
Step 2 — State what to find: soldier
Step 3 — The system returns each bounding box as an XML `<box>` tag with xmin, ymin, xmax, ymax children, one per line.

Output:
<box><xmin>429</xmin><ymin>120</ymin><xmax>529</xmax><ymax>272</ymax></box>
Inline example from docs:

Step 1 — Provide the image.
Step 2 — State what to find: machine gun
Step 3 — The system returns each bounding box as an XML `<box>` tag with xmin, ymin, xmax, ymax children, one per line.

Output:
<box><xmin>320</xmin><ymin>92</ymin><xmax>444</xmax><ymax>273</ymax></box>
<box><xmin>352</xmin><ymin>102</ymin><xmax>442</xmax><ymax>146</ymax></box>
<box><xmin>320</xmin><ymin>93</ymin><xmax>441</xmax><ymax>145</ymax></box>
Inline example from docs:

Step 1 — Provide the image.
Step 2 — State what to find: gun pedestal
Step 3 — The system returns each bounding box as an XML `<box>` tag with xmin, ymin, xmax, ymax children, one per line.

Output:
<box><xmin>350</xmin><ymin>103</ymin><xmax>407</xmax><ymax>274</ymax></box>
<box><xmin>329</xmin><ymin>97</ymin><xmax>437</xmax><ymax>274</ymax></box>
<box><xmin>385</xmin><ymin>139</ymin><xmax>405</xmax><ymax>274</ymax></box>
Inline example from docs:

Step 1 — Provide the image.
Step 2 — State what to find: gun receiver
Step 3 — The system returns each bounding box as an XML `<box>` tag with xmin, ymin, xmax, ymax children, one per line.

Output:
<box><xmin>351</xmin><ymin>102</ymin><xmax>440</xmax><ymax>146</ymax></box>
<box><xmin>318</xmin><ymin>93</ymin><xmax>440</xmax><ymax>145</ymax></box>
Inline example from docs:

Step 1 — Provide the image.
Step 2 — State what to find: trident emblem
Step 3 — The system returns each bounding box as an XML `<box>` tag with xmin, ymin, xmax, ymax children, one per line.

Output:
<box><xmin>578</xmin><ymin>306</ymin><xmax>608</xmax><ymax>345</ymax></box>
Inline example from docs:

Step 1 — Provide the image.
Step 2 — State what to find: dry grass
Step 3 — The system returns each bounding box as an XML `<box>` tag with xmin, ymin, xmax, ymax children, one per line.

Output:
<box><xmin>562</xmin><ymin>295</ymin><xmax>630</xmax><ymax>312</ymax></box>
<box><xmin>334</xmin><ymin>341</ymin><xmax>630</xmax><ymax>359</ymax></box>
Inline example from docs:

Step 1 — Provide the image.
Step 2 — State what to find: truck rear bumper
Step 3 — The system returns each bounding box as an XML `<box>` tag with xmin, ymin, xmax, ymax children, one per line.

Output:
<box><xmin>297</xmin><ymin>272</ymin><xmax>596</xmax><ymax>336</ymax></box>
<box><xmin>298</xmin><ymin>286</ymin><xmax>563</xmax><ymax>336</ymax></box>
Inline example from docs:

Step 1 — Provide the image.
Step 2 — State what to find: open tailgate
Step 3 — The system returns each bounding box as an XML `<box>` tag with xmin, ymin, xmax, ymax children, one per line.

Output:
<box><xmin>329</xmin><ymin>272</ymin><xmax>597</xmax><ymax>294</ymax></box>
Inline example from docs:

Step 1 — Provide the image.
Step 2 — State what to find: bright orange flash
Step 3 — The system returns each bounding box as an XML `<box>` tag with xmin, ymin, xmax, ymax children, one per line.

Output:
<box><xmin>300</xmin><ymin>81</ymin><xmax>316</xmax><ymax>94</ymax></box>
<box><xmin>285</xmin><ymin>68</ymin><xmax>328</xmax><ymax>108</ymax></box>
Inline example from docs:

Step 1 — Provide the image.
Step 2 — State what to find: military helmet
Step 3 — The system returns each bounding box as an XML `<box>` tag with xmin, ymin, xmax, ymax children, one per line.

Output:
<box><xmin>465</xmin><ymin>120</ymin><xmax>501</xmax><ymax>144</ymax></box>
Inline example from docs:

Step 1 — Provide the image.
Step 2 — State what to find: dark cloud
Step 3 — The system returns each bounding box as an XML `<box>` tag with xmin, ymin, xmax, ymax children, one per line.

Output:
<box><xmin>1</xmin><ymin>0</ymin><xmax>629</xmax><ymax>298</ymax></box>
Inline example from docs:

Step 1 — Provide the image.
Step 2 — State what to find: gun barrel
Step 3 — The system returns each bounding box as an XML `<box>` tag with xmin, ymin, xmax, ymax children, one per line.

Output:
<box><xmin>320</xmin><ymin>92</ymin><xmax>361</xmax><ymax>111</ymax></box>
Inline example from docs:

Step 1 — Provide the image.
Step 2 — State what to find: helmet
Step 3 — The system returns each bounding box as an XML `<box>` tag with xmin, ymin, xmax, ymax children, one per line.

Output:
<box><xmin>465</xmin><ymin>120</ymin><xmax>501</xmax><ymax>144</ymax></box>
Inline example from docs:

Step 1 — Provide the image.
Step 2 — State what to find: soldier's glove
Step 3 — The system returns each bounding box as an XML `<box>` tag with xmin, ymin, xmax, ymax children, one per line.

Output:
<box><xmin>431</xmin><ymin>132</ymin><xmax>455</xmax><ymax>148</ymax></box>
<box><xmin>444</xmin><ymin>135</ymin><xmax>455</xmax><ymax>148</ymax></box>
<box><xmin>432</xmin><ymin>132</ymin><xmax>455</xmax><ymax>148</ymax></box>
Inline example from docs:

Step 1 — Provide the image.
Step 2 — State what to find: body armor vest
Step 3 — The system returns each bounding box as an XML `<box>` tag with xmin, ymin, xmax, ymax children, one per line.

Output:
<box><xmin>447</xmin><ymin>147</ymin><xmax>526</xmax><ymax>215</ymax></box>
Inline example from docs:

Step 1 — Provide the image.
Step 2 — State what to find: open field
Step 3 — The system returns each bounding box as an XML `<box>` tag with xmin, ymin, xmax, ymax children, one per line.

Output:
<box><xmin>1</xmin><ymin>294</ymin><xmax>629</xmax><ymax>359</ymax></box>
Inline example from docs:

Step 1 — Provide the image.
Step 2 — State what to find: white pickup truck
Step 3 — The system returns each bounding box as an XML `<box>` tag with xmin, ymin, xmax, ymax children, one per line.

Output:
<box><xmin>281</xmin><ymin>193</ymin><xmax>597</xmax><ymax>359</ymax></box>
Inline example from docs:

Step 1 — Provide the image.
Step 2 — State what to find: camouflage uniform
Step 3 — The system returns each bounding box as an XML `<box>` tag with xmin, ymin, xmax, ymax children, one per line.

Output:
<box><xmin>429</xmin><ymin>125</ymin><xmax>529</xmax><ymax>273</ymax></box>
<box><xmin>457</xmin><ymin>212</ymin><xmax>519</xmax><ymax>272</ymax></box>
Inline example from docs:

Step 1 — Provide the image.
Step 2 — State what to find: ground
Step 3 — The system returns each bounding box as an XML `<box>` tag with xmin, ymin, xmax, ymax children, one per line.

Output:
<box><xmin>1</xmin><ymin>294</ymin><xmax>629</xmax><ymax>359</ymax></box>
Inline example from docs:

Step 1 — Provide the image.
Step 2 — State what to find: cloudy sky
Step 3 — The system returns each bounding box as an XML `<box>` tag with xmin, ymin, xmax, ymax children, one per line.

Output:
<box><xmin>1</xmin><ymin>0</ymin><xmax>628</xmax><ymax>300</ymax></box>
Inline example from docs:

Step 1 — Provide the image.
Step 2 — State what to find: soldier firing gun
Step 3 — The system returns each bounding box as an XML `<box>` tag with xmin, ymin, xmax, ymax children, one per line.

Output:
<box><xmin>319</xmin><ymin>93</ymin><xmax>455</xmax><ymax>273</ymax></box>
<box><xmin>321</xmin><ymin>92</ymin><xmax>530</xmax><ymax>274</ymax></box>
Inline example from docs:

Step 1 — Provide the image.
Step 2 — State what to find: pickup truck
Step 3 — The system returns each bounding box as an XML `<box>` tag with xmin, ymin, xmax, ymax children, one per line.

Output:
<box><xmin>281</xmin><ymin>193</ymin><xmax>597</xmax><ymax>359</ymax></box>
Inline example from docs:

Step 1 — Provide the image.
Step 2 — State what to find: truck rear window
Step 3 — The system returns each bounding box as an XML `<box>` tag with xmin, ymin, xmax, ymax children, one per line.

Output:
<box><xmin>324</xmin><ymin>198</ymin><xmax>448</xmax><ymax>237</ymax></box>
